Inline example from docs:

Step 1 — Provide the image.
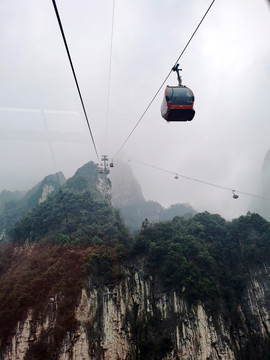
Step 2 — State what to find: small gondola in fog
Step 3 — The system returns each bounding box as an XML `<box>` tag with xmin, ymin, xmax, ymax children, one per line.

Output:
<box><xmin>161</xmin><ymin>64</ymin><xmax>195</xmax><ymax>122</ymax></box>
<box><xmin>232</xmin><ymin>190</ymin><xmax>239</xmax><ymax>199</ymax></box>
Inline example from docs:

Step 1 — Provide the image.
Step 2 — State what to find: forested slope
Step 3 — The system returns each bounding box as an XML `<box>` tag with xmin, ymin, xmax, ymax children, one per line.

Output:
<box><xmin>0</xmin><ymin>162</ymin><xmax>270</xmax><ymax>359</ymax></box>
<box><xmin>0</xmin><ymin>172</ymin><xmax>66</xmax><ymax>237</ymax></box>
<box><xmin>133</xmin><ymin>211</ymin><xmax>270</xmax><ymax>304</ymax></box>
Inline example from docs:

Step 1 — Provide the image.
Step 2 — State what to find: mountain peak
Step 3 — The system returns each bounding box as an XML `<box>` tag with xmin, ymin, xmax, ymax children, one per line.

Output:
<box><xmin>110</xmin><ymin>161</ymin><xmax>145</xmax><ymax>208</ymax></box>
<box><xmin>109</xmin><ymin>160</ymin><xmax>196</xmax><ymax>232</ymax></box>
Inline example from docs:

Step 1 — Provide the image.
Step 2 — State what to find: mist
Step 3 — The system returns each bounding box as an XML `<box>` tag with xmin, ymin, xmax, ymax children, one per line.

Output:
<box><xmin>0</xmin><ymin>0</ymin><xmax>270</xmax><ymax>220</ymax></box>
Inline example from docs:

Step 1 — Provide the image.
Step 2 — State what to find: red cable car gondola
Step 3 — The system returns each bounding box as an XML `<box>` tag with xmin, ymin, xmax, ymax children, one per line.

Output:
<box><xmin>161</xmin><ymin>64</ymin><xmax>195</xmax><ymax>122</ymax></box>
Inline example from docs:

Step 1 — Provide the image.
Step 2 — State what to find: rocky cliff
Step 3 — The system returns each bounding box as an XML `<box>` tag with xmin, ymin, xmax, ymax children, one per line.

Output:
<box><xmin>1</xmin><ymin>163</ymin><xmax>270</xmax><ymax>359</ymax></box>
<box><xmin>1</xmin><ymin>255</ymin><xmax>270</xmax><ymax>360</ymax></box>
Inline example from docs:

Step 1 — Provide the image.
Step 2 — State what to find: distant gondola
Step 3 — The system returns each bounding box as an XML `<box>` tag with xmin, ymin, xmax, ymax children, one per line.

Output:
<box><xmin>232</xmin><ymin>190</ymin><xmax>239</xmax><ymax>199</ymax></box>
<box><xmin>161</xmin><ymin>64</ymin><xmax>195</xmax><ymax>122</ymax></box>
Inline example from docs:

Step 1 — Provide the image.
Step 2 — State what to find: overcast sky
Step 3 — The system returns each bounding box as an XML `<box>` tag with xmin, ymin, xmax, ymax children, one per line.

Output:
<box><xmin>0</xmin><ymin>0</ymin><xmax>270</xmax><ymax>220</ymax></box>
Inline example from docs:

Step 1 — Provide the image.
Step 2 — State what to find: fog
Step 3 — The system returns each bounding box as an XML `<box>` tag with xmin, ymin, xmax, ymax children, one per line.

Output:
<box><xmin>0</xmin><ymin>0</ymin><xmax>270</xmax><ymax>220</ymax></box>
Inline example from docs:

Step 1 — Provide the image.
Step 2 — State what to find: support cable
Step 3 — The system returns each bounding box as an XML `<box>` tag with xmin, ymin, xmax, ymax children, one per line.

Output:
<box><xmin>52</xmin><ymin>0</ymin><xmax>100</xmax><ymax>163</ymax></box>
<box><xmin>104</xmin><ymin>0</ymin><xmax>116</xmax><ymax>155</ymax></box>
<box><xmin>132</xmin><ymin>158</ymin><xmax>270</xmax><ymax>201</ymax></box>
<box><xmin>112</xmin><ymin>0</ymin><xmax>216</xmax><ymax>160</ymax></box>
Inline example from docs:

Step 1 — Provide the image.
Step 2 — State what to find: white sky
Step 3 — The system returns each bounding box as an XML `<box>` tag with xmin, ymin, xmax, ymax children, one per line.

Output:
<box><xmin>0</xmin><ymin>0</ymin><xmax>270</xmax><ymax>220</ymax></box>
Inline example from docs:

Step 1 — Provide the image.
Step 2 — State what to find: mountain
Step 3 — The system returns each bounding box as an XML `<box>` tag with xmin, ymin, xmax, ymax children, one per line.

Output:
<box><xmin>252</xmin><ymin>148</ymin><xmax>270</xmax><ymax>221</ymax></box>
<box><xmin>1</xmin><ymin>162</ymin><xmax>270</xmax><ymax>359</ymax></box>
<box><xmin>1</xmin><ymin>205</ymin><xmax>270</xmax><ymax>358</ymax></box>
<box><xmin>260</xmin><ymin>148</ymin><xmax>270</xmax><ymax>219</ymax></box>
<box><xmin>9</xmin><ymin>162</ymin><xmax>128</xmax><ymax>246</ymax></box>
<box><xmin>110</xmin><ymin>161</ymin><xmax>196</xmax><ymax>232</ymax></box>
<box><xmin>0</xmin><ymin>171</ymin><xmax>66</xmax><ymax>240</ymax></box>
<box><xmin>0</xmin><ymin>189</ymin><xmax>25</xmax><ymax>213</ymax></box>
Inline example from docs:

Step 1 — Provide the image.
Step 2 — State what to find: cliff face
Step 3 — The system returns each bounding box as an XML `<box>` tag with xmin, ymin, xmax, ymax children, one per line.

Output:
<box><xmin>2</xmin><ymin>260</ymin><xmax>270</xmax><ymax>360</ymax></box>
<box><xmin>1</xmin><ymin>164</ymin><xmax>270</xmax><ymax>359</ymax></box>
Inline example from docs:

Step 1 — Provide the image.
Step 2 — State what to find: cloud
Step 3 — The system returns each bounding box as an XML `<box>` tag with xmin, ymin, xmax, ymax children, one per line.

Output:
<box><xmin>0</xmin><ymin>0</ymin><xmax>270</xmax><ymax>220</ymax></box>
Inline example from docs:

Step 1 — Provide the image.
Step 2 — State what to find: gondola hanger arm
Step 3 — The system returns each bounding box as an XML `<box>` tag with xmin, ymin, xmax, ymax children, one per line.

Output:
<box><xmin>172</xmin><ymin>64</ymin><xmax>182</xmax><ymax>86</ymax></box>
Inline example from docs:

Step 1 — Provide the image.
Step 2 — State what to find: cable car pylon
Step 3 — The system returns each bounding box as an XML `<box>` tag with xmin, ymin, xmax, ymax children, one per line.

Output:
<box><xmin>99</xmin><ymin>155</ymin><xmax>110</xmax><ymax>175</ymax></box>
<box><xmin>98</xmin><ymin>155</ymin><xmax>112</xmax><ymax>201</ymax></box>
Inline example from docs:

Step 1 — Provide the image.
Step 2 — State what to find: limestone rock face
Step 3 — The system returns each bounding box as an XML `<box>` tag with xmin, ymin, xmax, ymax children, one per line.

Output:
<box><xmin>38</xmin><ymin>184</ymin><xmax>55</xmax><ymax>204</ymax></box>
<box><xmin>1</xmin><ymin>297</ymin><xmax>58</xmax><ymax>360</ymax></box>
<box><xmin>1</xmin><ymin>263</ymin><xmax>270</xmax><ymax>359</ymax></box>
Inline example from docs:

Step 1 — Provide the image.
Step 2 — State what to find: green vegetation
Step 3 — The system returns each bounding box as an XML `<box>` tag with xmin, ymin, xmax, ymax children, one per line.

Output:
<box><xmin>0</xmin><ymin>189</ymin><xmax>25</xmax><ymax>213</ymax></box>
<box><xmin>9</xmin><ymin>163</ymin><xmax>129</xmax><ymax>247</ymax></box>
<box><xmin>117</xmin><ymin>200</ymin><xmax>196</xmax><ymax>233</ymax></box>
<box><xmin>133</xmin><ymin>211</ymin><xmax>270</xmax><ymax>304</ymax></box>
<box><xmin>1</xmin><ymin>161</ymin><xmax>270</xmax><ymax>358</ymax></box>
<box><xmin>0</xmin><ymin>172</ymin><xmax>66</xmax><ymax>236</ymax></box>
<box><xmin>10</xmin><ymin>189</ymin><xmax>128</xmax><ymax>246</ymax></box>
<box><xmin>0</xmin><ymin>162</ymin><xmax>131</xmax><ymax>357</ymax></box>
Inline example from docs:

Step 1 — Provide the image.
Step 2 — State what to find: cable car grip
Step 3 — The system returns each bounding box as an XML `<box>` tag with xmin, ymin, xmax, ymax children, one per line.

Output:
<box><xmin>172</xmin><ymin>64</ymin><xmax>182</xmax><ymax>86</ymax></box>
